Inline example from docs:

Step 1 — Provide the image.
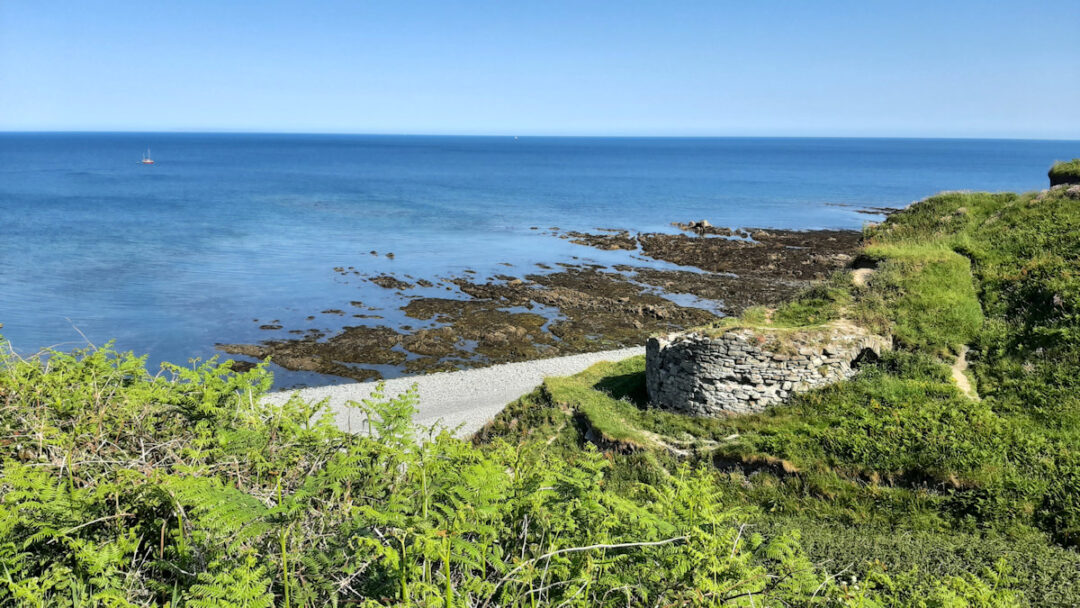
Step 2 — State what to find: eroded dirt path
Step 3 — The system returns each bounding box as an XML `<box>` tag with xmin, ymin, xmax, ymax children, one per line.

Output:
<box><xmin>852</xmin><ymin>267</ymin><xmax>875</xmax><ymax>287</ymax></box>
<box><xmin>951</xmin><ymin>346</ymin><xmax>979</xmax><ymax>400</ymax></box>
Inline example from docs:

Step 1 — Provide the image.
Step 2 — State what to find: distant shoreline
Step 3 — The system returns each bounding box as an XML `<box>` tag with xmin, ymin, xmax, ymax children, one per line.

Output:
<box><xmin>222</xmin><ymin>224</ymin><xmax>863</xmax><ymax>385</ymax></box>
<box><xmin>3</xmin><ymin>131</ymin><xmax>1080</xmax><ymax>143</ymax></box>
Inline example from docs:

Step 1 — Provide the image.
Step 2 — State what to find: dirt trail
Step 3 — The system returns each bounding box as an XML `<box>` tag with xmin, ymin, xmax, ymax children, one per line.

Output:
<box><xmin>951</xmin><ymin>346</ymin><xmax>979</xmax><ymax>400</ymax></box>
<box><xmin>852</xmin><ymin>267</ymin><xmax>875</xmax><ymax>287</ymax></box>
<box><xmin>851</xmin><ymin>264</ymin><xmax>978</xmax><ymax>402</ymax></box>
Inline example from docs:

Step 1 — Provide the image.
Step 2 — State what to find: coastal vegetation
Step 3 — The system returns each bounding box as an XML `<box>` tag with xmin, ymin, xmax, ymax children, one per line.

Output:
<box><xmin>3</xmin><ymin>184</ymin><xmax>1079</xmax><ymax>605</ymax></box>
<box><xmin>484</xmin><ymin>186</ymin><xmax>1080</xmax><ymax>604</ymax></box>
<box><xmin>1048</xmin><ymin>158</ymin><xmax>1080</xmax><ymax>185</ymax></box>
<box><xmin>1</xmin><ymin>342</ymin><xmax>1009</xmax><ymax>607</ymax></box>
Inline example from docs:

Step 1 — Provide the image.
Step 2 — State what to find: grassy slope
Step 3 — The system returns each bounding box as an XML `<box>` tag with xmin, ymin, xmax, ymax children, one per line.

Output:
<box><xmin>478</xmin><ymin>187</ymin><xmax>1080</xmax><ymax>605</ymax></box>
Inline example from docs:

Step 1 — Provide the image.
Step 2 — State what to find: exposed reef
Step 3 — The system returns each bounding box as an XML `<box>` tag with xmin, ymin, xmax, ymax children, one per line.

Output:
<box><xmin>636</xmin><ymin>228</ymin><xmax>859</xmax><ymax>280</ymax></box>
<box><xmin>560</xmin><ymin>229</ymin><xmax>638</xmax><ymax>250</ymax></box>
<box><xmin>218</xmin><ymin>223</ymin><xmax>861</xmax><ymax>380</ymax></box>
<box><xmin>370</xmin><ymin>275</ymin><xmax>414</xmax><ymax>290</ymax></box>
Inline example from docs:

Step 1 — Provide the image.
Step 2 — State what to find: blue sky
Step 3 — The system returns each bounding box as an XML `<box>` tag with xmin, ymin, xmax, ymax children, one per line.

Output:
<box><xmin>1</xmin><ymin>2</ymin><xmax>1078</xmax><ymax>138</ymax></box>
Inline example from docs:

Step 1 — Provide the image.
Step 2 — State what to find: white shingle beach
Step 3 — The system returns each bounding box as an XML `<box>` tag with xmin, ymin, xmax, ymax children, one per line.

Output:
<box><xmin>263</xmin><ymin>347</ymin><xmax>644</xmax><ymax>437</ymax></box>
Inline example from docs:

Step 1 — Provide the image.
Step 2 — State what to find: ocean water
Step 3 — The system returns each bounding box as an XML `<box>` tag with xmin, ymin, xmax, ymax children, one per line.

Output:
<box><xmin>1</xmin><ymin>134</ymin><xmax>1076</xmax><ymax>385</ymax></box>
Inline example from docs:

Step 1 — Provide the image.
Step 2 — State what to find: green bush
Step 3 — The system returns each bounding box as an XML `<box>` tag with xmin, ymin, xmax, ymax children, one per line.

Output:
<box><xmin>481</xmin><ymin>351</ymin><xmax>1074</xmax><ymax>604</ymax></box>
<box><xmin>764</xmin><ymin>518</ymin><xmax>1080</xmax><ymax>607</ymax></box>
<box><xmin>4</xmin><ymin>340</ymin><xmax>1024</xmax><ymax>606</ymax></box>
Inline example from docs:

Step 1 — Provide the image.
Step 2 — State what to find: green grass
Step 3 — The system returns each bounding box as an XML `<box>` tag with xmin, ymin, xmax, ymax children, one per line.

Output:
<box><xmin>482</xmin><ymin>185</ymin><xmax>1080</xmax><ymax>605</ymax></box>
<box><xmin>854</xmin><ymin>243</ymin><xmax>983</xmax><ymax>354</ymax></box>
<box><xmin>545</xmin><ymin>361</ymin><xmax>658</xmax><ymax>450</ymax></box>
<box><xmin>703</xmin><ymin>279</ymin><xmax>852</xmax><ymax>334</ymax></box>
<box><xmin>1049</xmin><ymin>158</ymin><xmax>1080</xmax><ymax>185</ymax></box>
<box><xmin>480</xmin><ymin>356</ymin><xmax>728</xmax><ymax>453</ymax></box>
<box><xmin>480</xmin><ymin>349</ymin><xmax>1080</xmax><ymax>605</ymax></box>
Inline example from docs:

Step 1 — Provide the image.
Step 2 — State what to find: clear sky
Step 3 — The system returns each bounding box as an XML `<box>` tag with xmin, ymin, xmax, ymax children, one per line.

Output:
<box><xmin>2</xmin><ymin>1</ymin><xmax>1078</xmax><ymax>138</ymax></box>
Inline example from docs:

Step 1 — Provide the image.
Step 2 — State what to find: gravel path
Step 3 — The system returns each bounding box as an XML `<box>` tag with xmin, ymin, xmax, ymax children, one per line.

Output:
<box><xmin>263</xmin><ymin>347</ymin><xmax>644</xmax><ymax>437</ymax></box>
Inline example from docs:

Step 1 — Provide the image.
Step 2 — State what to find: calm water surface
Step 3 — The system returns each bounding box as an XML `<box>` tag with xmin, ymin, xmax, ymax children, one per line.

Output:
<box><xmin>1</xmin><ymin>134</ymin><xmax>1076</xmax><ymax>385</ymax></box>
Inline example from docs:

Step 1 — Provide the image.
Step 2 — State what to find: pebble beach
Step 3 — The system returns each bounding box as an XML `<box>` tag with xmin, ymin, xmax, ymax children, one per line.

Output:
<box><xmin>263</xmin><ymin>346</ymin><xmax>645</xmax><ymax>437</ymax></box>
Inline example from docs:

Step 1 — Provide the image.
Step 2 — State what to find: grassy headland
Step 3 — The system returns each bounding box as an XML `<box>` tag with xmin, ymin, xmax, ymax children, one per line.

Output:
<box><xmin>481</xmin><ymin>186</ymin><xmax>1080</xmax><ymax>604</ymax></box>
<box><xmin>1048</xmin><ymin>158</ymin><xmax>1080</xmax><ymax>186</ymax></box>
<box><xmin>2</xmin><ymin>185</ymin><xmax>1079</xmax><ymax>605</ymax></box>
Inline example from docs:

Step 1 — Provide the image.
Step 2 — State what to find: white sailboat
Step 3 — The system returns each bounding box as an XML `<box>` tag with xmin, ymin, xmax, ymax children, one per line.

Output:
<box><xmin>141</xmin><ymin>148</ymin><xmax>155</xmax><ymax>165</ymax></box>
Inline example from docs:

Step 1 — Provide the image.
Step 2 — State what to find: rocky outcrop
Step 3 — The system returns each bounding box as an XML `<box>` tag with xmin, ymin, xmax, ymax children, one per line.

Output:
<box><xmin>1048</xmin><ymin>160</ymin><xmax>1080</xmax><ymax>187</ymax></box>
<box><xmin>1050</xmin><ymin>175</ymin><xmax>1080</xmax><ymax>188</ymax></box>
<box><xmin>646</xmin><ymin>321</ymin><xmax>890</xmax><ymax>416</ymax></box>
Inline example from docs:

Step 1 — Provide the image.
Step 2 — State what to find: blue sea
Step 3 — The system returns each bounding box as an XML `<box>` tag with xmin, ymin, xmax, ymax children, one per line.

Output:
<box><xmin>1</xmin><ymin>134</ymin><xmax>1076</xmax><ymax>386</ymax></box>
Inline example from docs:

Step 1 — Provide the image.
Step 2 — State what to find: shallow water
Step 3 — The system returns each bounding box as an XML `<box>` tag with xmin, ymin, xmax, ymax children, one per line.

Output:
<box><xmin>1</xmin><ymin>133</ymin><xmax>1075</xmax><ymax>386</ymax></box>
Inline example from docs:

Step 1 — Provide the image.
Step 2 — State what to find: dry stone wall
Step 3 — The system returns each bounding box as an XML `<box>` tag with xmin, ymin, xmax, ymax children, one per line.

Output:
<box><xmin>646</xmin><ymin>322</ymin><xmax>890</xmax><ymax>416</ymax></box>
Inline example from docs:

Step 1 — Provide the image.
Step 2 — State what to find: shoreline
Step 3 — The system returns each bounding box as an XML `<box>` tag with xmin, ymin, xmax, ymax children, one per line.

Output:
<box><xmin>223</xmin><ymin>224</ymin><xmax>863</xmax><ymax>384</ymax></box>
<box><xmin>262</xmin><ymin>346</ymin><xmax>645</xmax><ymax>437</ymax></box>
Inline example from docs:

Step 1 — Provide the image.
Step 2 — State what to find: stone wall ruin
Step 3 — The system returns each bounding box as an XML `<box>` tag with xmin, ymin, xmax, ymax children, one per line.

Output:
<box><xmin>646</xmin><ymin>322</ymin><xmax>890</xmax><ymax>416</ymax></box>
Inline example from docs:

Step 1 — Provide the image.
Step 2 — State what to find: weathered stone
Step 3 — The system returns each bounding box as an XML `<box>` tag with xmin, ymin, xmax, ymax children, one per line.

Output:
<box><xmin>646</xmin><ymin>321</ymin><xmax>891</xmax><ymax>416</ymax></box>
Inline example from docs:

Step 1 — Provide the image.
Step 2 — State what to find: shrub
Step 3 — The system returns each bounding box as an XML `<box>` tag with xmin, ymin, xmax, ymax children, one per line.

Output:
<box><xmin>6</xmin><ymin>339</ymin><xmax>1018</xmax><ymax>606</ymax></box>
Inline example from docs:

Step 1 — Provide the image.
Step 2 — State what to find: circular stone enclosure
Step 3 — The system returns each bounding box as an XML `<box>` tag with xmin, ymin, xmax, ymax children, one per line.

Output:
<box><xmin>646</xmin><ymin>322</ymin><xmax>890</xmax><ymax>416</ymax></box>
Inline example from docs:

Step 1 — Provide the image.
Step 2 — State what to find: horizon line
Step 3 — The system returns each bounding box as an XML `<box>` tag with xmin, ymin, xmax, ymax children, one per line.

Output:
<box><xmin>2</xmin><ymin>129</ymin><xmax>1080</xmax><ymax>143</ymax></box>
